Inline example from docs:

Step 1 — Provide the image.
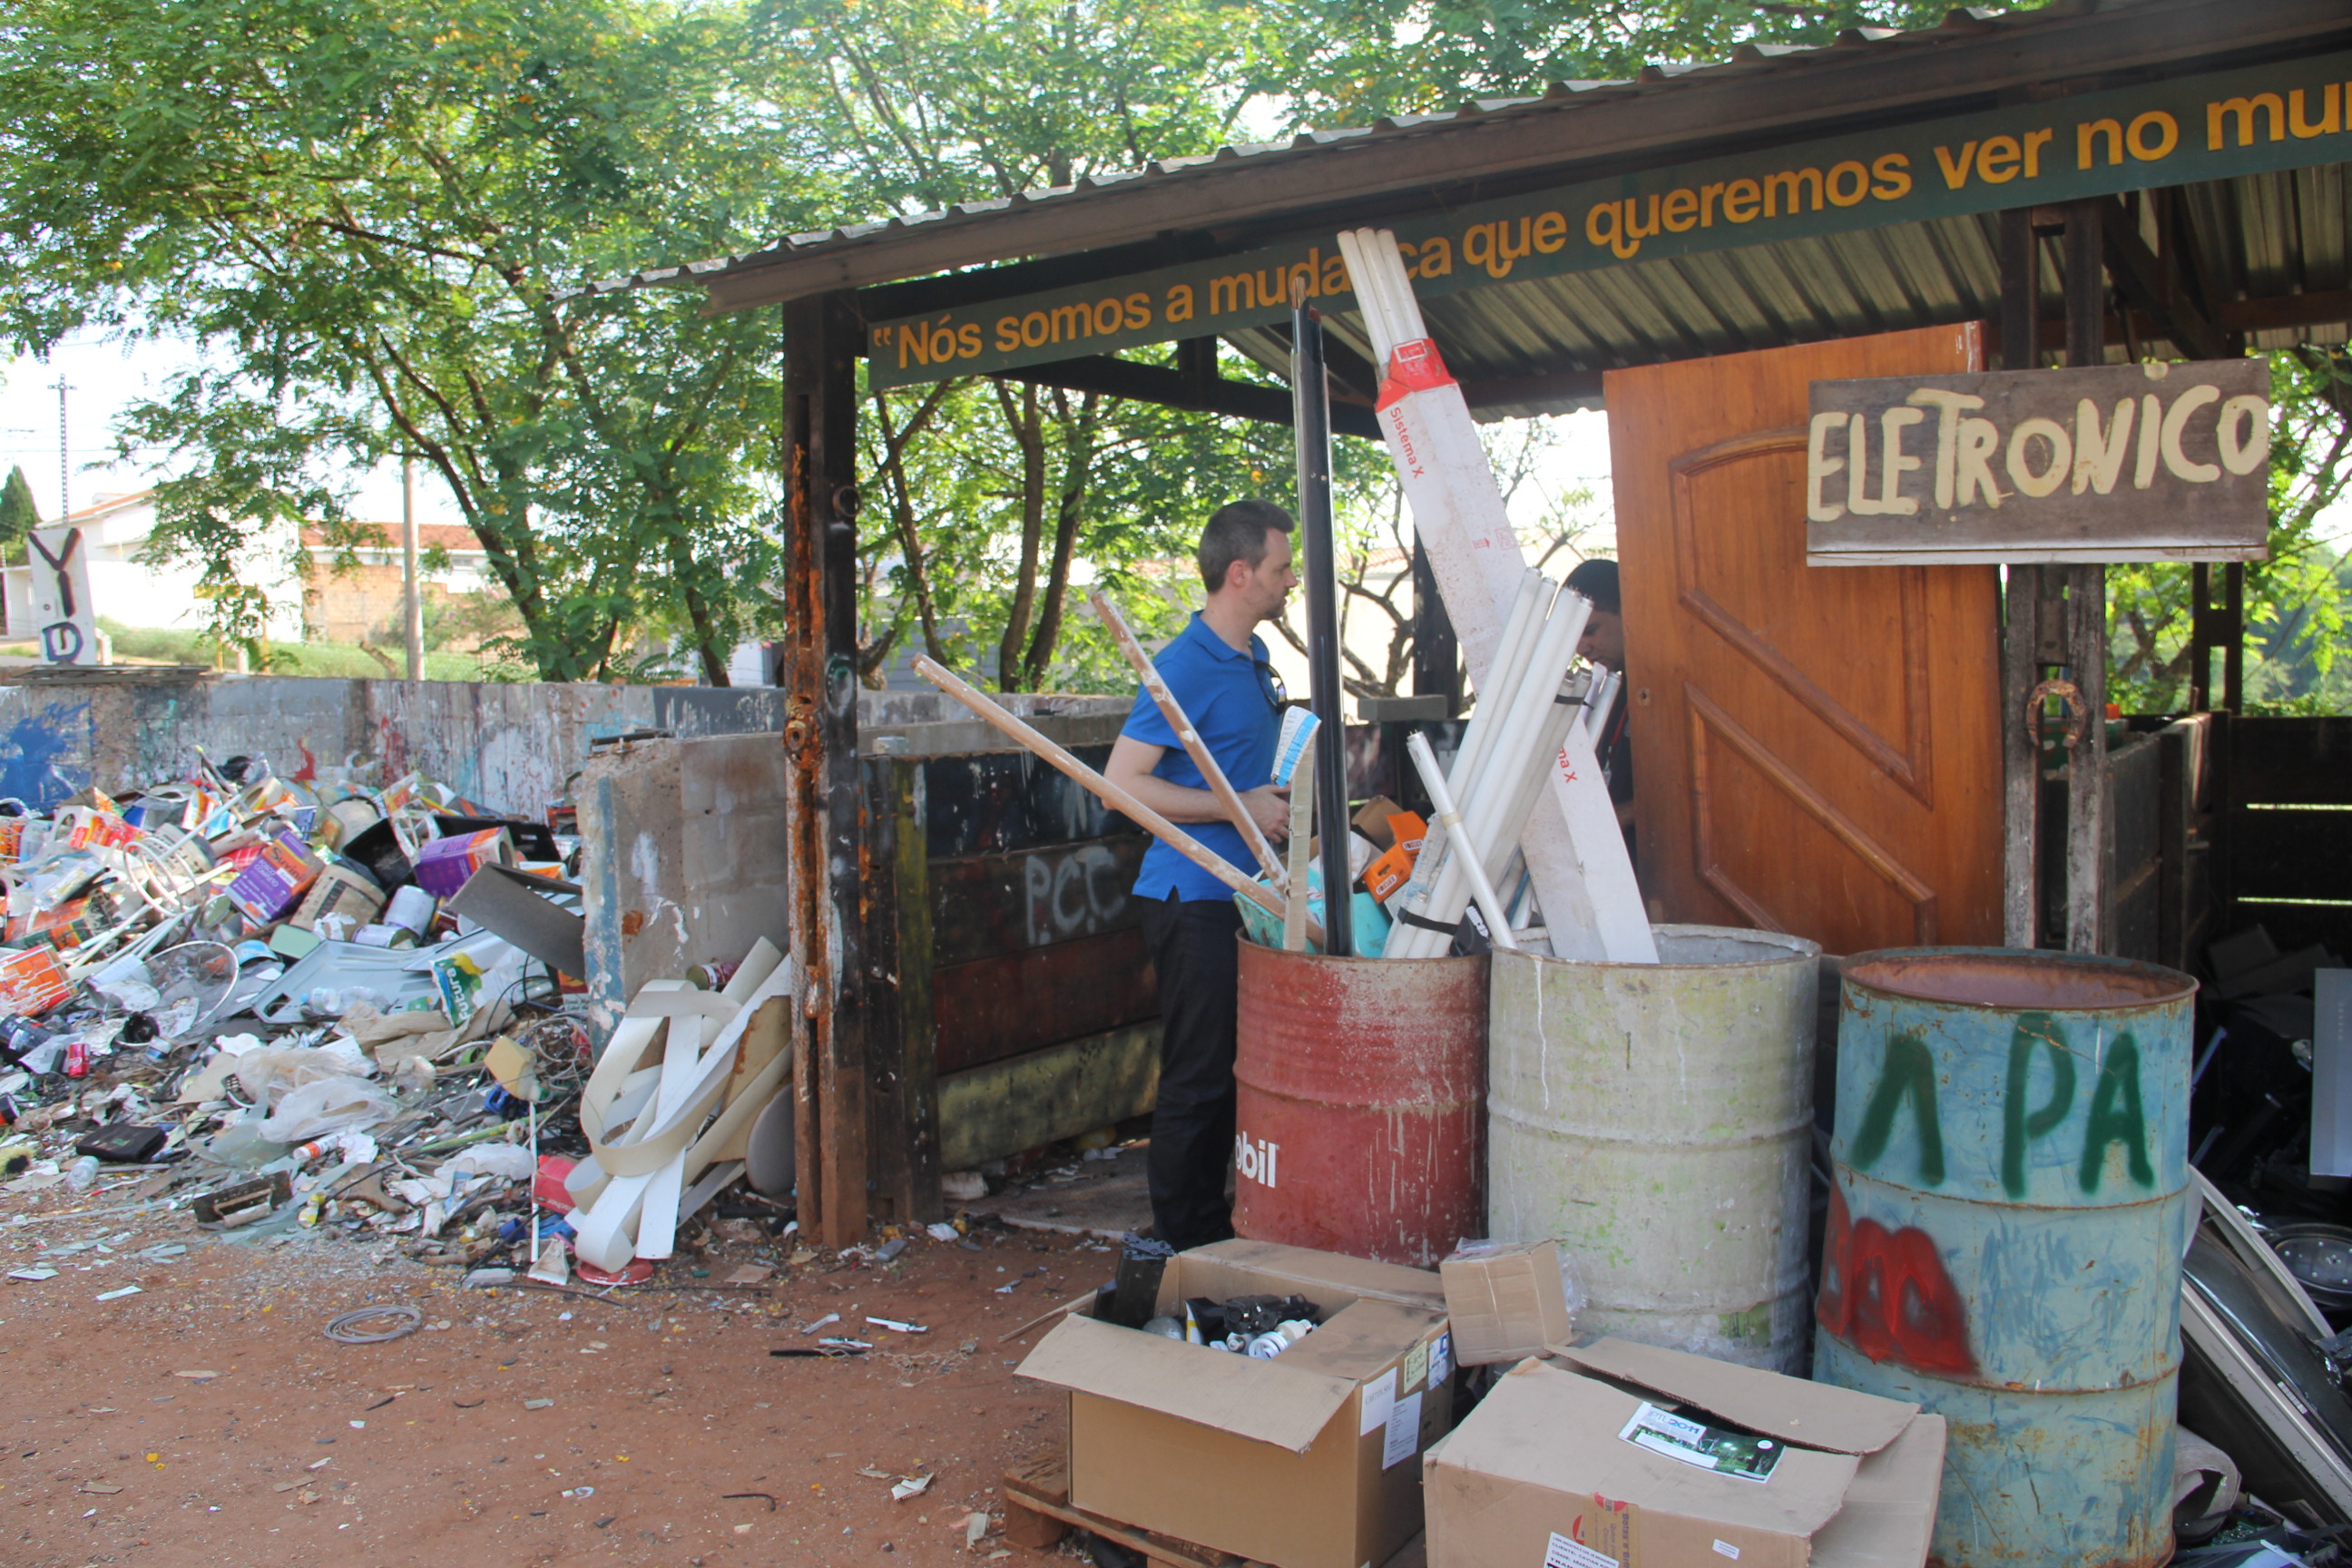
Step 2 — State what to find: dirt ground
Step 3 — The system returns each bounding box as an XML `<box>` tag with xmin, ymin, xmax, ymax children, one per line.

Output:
<box><xmin>0</xmin><ymin>1175</ymin><xmax>1106</xmax><ymax>1568</ymax></box>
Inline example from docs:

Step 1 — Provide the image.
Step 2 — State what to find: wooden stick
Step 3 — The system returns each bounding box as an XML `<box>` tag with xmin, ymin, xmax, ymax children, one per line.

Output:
<box><xmin>912</xmin><ymin>657</ymin><xmax>1318</xmax><ymax>943</ymax></box>
<box><xmin>1088</xmin><ymin>589</ymin><xmax>1287</xmax><ymax>889</ymax></box>
<box><xmin>1282</xmin><ymin>735</ymin><xmax>1316</xmax><ymax>952</ymax></box>
<box><xmin>996</xmin><ymin>1288</ymin><xmax>1099</xmax><ymax>1345</ymax></box>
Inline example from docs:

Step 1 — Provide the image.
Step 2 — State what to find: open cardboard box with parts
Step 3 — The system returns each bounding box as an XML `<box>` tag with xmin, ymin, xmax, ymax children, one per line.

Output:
<box><xmin>1424</xmin><ymin>1338</ymin><xmax>1945</xmax><ymax>1568</ymax></box>
<box><xmin>1017</xmin><ymin>1239</ymin><xmax>1455</xmax><ymax>1568</ymax></box>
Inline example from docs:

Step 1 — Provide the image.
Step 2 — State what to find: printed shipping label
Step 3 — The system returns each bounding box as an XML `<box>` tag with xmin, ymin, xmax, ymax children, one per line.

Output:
<box><xmin>1713</xmin><ymin>1543</ymin><xmax>1741</xmax><ymax>1560</ymax></box>
<box><xmin>1404</xmin><ymin>1339</ymin><xmax>1430</xmax><ymax>1391</ymax></box>
<box><xmin>1619</xmin><ymin>1402</ymin><xmax>1784</xmax><ymax>1484</ymax></box>
<box><xmin>1359</xmin><ymin>1367</ymin><xmax>1396</xmax><ymax>1435</ymax></box>
<box><xmin>1429</xmin><ymin>1331</ymin><xmax>1452</xmax><ymax>1386</ymax></box>
<box><xmin>1381</xmin><ymin>1390</ymin><xmax>1424</xmax><ymax>1470</ymax></box>
<box><xmin>1545</xmin><ymin>1534</ymin><xmax>1616</xmax><ymax>1568</ymax></box>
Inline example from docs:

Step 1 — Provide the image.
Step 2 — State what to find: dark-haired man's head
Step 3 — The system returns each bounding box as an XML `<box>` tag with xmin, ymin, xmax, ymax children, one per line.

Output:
<box><xmin>1565</xmin><ymin>557</ymin><xmax>1624</xmax><ymax>672</ymax></box>
<box><xmin>1198</xmin><ymin>500</ymin><xmax>1298</xmax><ymax>623</ymax></box>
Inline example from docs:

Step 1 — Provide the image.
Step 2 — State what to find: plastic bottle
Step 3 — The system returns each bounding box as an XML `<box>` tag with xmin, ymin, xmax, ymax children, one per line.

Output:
<box><xmin>64</xmin><ymin>1155</ymin><xmax>100</xmax><ymax>1192</ymax></box>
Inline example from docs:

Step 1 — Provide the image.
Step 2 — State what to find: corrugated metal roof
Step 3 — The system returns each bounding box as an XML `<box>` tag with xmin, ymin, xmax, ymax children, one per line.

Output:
<box><xmin>1214</xmin><ymin>163</ymin><xmax>2350</xmax><ymax>420</ymax></box>
<box><xmin>594</xmin><ymin>0</ymin><xmax>2348</xmax><ymax>307</ymax></box>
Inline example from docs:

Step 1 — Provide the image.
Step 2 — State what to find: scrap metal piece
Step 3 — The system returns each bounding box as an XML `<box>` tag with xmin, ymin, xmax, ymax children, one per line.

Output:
<box><xmin>324</xmin><ymin>1305</ymin><xmax>424</xmax><ymax>1345</ymax></box>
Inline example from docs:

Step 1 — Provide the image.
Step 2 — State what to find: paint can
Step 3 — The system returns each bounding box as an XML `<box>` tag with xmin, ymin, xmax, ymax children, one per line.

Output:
<box><xmin>1813</xmin><ymin>947</ymin><xmax>2195</xmax><ymax>1568</ymax></box>
<box><xmin>354</xmin><ymin>923</ymin><xmax>418</xmax><ymax>950</ymax></box>
<box><xmin>385</xmin><ymin>884</ymin><xmax>437</xmax><ymax>935</ymax></box>
<box><xmin>321</xmin><ymin>798</ymin><xmax>382</xmax><ymax>849</ymax></box>
<box><xmin>1487</xmin><ymin>925</ymin><xmax>1820</xmax><ymax>1372</ymax></box>
<box><xmin>1231</xmin><ymin>942</ymin><xmax>1485</xmax><ymax>1268</ymax></box>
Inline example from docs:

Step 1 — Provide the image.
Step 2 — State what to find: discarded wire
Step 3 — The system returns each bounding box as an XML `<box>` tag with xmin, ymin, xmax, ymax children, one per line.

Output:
<box><xmin>324</xmin><ymin>1305</ymin><xmax>423</xmax><ymax>1344</ymax></box>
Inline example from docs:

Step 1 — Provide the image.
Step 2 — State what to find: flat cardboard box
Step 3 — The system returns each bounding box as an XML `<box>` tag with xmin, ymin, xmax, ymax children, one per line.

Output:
<box><xmin>1019</xmin><ymin>1239</ymin><xmax>1455</xmax><ymax>1568</ymax></box>
<box><xmin>1440</xmin><ymin>1240</ymin><xmax>1575</xmax><ymax>1367</ymax></box>
<box><xmin>1424</xmin><ymin>1338</ymin><xmax>1945</xmax><ymax>1568</ymax></box>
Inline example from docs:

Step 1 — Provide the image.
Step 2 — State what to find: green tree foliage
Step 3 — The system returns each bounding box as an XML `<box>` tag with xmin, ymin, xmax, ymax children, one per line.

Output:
<box><xmin>2109</xmin><ymin>348</ymin><xmax>2352</xmax><ymax>715</ymax></box>
<box><xmin>0</xmin><ymin>0</ymin><xmax>828</xmax><ymax>680</ymax></box>
<box><xmin>1286</xmin><ymin>0</ymin><xmax>2027</xmax><ymax>121</ymax></box>
<box><xmin>769</xmin><ymin>0</ymin><xmax>1321</xmax><ymax>690</ymax></box>
<box><xmin>0</xmin><ymin>465</ymin><xmax>37</xmax><ymax>554</ymax></box>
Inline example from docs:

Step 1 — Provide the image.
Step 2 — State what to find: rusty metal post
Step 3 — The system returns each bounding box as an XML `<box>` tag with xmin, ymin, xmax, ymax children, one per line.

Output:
<box><xmin>1997</xmin><ymin>207</ymin><xmax>2043</xmax><ymax>947</ymax></box>
<box><xmin>783</xmin><ymin>291</ymin><xmax>870</xmax><ymax>1249</ymax></box>
<box><xmin>2063</xmin><ymin>200</ymin><xmax>2109</xmax><ymax>955</ymax></box>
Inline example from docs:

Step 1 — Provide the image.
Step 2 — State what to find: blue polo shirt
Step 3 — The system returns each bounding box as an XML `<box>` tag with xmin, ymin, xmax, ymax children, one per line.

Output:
<box><xmin>1123</xmin><ymin>612</ymin><xmax>1280</xmax><ymax>903</ymax></box>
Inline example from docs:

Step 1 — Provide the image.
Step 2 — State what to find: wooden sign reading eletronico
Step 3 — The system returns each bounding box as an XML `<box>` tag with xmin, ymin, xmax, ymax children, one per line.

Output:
<box><xmin>1804</xmin><ymin>358</ymin><xmax>2271</xmax><ymax>566</ymax></box>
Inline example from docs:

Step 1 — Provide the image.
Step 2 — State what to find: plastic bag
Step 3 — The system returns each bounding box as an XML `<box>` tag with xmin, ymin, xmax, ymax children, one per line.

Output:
<box><xmin>258</xmin><ymin>1076</ymin><xmax>399</xmax><ymax>1143</ymax></box>
<box><xmin>230</xmin><ymin>1036</ymin><xmax>373</xmax><ymax>1103</ymax></box>
<box><xmin>442</xmin><ymin>1143</ymin><xmax>534</xmax><ymax>1180</ymax></box>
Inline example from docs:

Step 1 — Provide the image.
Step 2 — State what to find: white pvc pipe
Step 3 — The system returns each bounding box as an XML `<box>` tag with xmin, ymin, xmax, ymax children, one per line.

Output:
<box><xmin>1402</xmin><ymin>591</ymin><xmax>1584</xmax><ymax>956</ymax></box>
<box><xmin>1408</xmin><ymin>732</ymin><xmax>1517</xmax><ymax>954</ymax></box>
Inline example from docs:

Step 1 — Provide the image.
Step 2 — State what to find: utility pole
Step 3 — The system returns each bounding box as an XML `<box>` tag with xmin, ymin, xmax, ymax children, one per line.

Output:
<box><xmin>54</xmin><ymin>377</ymin><xmax>69</xmax><ymax>520</ymax></box>
<box><xmin>401</xmin><ymin>458</ymin><xmax>423</xmax><ymax>681</ymax></box>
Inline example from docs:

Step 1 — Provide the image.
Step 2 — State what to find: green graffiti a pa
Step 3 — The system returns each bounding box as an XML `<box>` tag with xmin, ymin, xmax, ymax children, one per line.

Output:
<box><xmin>1850</xmin><ymin>1028</ymin><xmax>1945</xmax><ymax>1185</ymax></box>
<box><xmin>2002</xmin><ymin>1013</ymin><xmax>2078</xmax><ymax>1199</ymax></box>
<box><xmin>2079</xmin><ymin>1033</ymin><xmax>2154</xmax><ymax>1193</ymax></box>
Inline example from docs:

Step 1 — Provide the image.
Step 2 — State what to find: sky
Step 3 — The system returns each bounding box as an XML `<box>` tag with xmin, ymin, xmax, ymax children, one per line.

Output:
<box><xmin>0</xmin><ymin>329</ymin><xmax>463</xmax><ymax>528</ymax></box>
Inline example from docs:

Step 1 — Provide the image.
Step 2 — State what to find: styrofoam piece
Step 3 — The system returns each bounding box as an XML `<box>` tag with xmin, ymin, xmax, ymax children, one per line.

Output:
<box><xmin>1338</xmin><ymin>227</ymin><xmax>1654</xmax><ymax>965</ymax></box>
<box><xmin>744</xmin><ymin>1092</ymin><xmax>796</xmax><ymax>1197</ymax></box>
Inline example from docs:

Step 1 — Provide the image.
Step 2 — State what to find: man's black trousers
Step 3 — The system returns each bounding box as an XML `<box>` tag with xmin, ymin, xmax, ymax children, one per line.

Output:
<box><xmin>1138</xmin><ymin>892</ymin><xmax>1242</xmax><ymax>1252</ymax></box>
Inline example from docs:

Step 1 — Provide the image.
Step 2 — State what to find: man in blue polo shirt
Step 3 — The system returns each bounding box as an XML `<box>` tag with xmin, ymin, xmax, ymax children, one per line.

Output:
<box><xmin>1104</xmin><ymin>499</ymin><xmax>1298</xmax><ymax>1250</ymax></box>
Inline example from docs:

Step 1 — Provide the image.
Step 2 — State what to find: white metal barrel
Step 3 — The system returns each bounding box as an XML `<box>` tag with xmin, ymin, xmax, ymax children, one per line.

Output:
<box><xmin>1487</xmin><ymin>924</ymin><xmax>1820</xmax><ymax>1371</ymax></box>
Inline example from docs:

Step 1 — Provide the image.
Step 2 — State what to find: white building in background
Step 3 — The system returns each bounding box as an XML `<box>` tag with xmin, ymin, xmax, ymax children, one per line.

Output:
<box><xmin>2</xmin><ymin>489</ymin><xmax>496</xmax><ymax>648</ymax></box>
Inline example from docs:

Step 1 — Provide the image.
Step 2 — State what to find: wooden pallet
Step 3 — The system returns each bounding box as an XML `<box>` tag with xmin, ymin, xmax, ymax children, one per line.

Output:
<box><xmin>1000</xmin><ymin>1451</ymin><xmax>1427</xmax><ymax>1568</ymax></box>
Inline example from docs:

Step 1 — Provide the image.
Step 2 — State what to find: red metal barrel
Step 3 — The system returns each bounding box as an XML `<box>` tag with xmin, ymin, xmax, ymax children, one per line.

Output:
<box><xmin>1232</xmin><ymin>942</ymin><xmax>1486</xmax><ymax>1267</ymax></box>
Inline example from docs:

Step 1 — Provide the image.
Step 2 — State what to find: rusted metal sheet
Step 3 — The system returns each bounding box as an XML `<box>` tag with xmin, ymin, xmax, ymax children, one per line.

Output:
<box><xmin>920</xmin><ymin>745</ymin><xmax>1123</xmax><ymax>858</ymax></box>
<box><xmin>927</xmin><ymin>836</ymin><xmax>1147</xmax><ymax>969</ymax></box>
<box><xmin>1232</xmin><ymin>944</ymin><xmax>1485</xmax><ymax>1268</ymax></box>
<box><xmin>1815</xmin><ymin>946</ymin><xmax>2196</xmax><ymax>1568</ymax></box>
<box><xmin>931</xmin><ymin>927</ymin><xmax>1157</xmax><ymax>1077</ymax></box>
<box><xmin>1488</xmin><ymin>926</ymin><xmax>1820</xmax><ymax>1371</ymax></box>
<box><xmin>783</xmin><ymin>290</ymin><xmax>868</xmax><ymax>1250</ymax></box>
<box><xmin>861</xmin><ymin>756</ymin><xmax>940</xmax><ymax>1226</ymax></box>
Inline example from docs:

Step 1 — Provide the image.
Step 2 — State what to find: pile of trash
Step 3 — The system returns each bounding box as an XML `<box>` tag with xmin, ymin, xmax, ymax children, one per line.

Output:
<box><xmin>0</xmin><ymin>750</ymin><xmax>686</xmax><ymax>1279</ymax></box>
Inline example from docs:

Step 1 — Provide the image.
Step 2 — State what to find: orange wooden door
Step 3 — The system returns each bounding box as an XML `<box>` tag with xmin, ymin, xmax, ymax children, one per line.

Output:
<box><xmin>1604</xmin><ymin>325</ymin><xmax>2001</xmax><ymax>956</ymax></box>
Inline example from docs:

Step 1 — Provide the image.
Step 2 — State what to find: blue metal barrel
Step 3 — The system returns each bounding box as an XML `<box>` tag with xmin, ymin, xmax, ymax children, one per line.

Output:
<box><xmin>1814</xmin><ymin>948</ymin><xmax>2195</xmax><ymax>1568</ymax></box>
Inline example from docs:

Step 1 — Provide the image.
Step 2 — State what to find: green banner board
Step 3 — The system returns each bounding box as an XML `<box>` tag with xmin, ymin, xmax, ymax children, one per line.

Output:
<box><xmin>868</xmin><ymin>51</ymin><xmax>2352</xmax><ymax>388</ymax></box>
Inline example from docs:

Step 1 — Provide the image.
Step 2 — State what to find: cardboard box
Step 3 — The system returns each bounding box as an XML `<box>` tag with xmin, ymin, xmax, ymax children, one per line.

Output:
<box><xmin>226</xmin><ymin>831</ymin><xmax>324</xmax><ymax>924</ymax></box>
<box><xmin>291</xmin><ymin>864</ymin><xmax>386</xmax><ymax>933</ymax></box>
<box><xmin>1019</xmin><ymin>1239</ymin><xmax>1455</xmax><ymax>1568</ymax></box>
<box><xmin>1424</xmin><ymin>1338</ymin><xmax>1945</xmax><ymax>1568</ymax></box>
<box><xmin>1440</xmin><ymin>1240</ymin><xmax>1576</xmax><ymax>1367</ymax></box>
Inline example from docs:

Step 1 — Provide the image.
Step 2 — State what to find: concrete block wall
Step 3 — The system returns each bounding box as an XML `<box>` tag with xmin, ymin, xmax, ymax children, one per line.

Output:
<box><xmin>0</xmin><ymin>671</ymin><xmax>812</xmax><ymax>814</ymax></box>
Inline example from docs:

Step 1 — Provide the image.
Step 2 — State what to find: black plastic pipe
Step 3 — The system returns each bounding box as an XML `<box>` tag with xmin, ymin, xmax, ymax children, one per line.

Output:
<box><xmin>1290</xmin><ymin>283</ymin><xmax>1351</xmax><ymax>957</ymax></box>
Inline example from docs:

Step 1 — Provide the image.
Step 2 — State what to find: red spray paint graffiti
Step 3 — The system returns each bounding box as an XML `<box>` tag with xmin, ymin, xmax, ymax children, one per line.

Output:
<box><xmin>1816</xmin><ymin>1184</ymin><xmax>1978</xmax><ymax>1377</ymax></box>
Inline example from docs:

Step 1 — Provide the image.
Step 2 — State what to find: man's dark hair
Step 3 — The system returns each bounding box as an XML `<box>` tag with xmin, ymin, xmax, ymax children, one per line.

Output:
<box><xmin>1198</xmin><ymin>500</ymin><xmax>1295</xmax><ymax>592</ymax></box>
<box><xmin>1564</xmin><ymin>557</ymin><xmax>1621</xmax><ymax>614</ymax></box>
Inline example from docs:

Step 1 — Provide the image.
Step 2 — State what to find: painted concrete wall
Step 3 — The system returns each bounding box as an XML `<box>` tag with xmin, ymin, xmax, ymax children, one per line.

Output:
<box><xmin>0</xmin><ymin>672</ymin><xmax>819</xmax><ymax>814</ymax></box>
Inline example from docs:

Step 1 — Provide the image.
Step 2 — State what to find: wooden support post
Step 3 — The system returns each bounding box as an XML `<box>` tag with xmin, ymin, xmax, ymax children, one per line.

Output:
<box><xmin>863</xmin><ymin>755</ymin><xmax>941</xmax><ymax>1226</ymax></box>
<box><xmin>1998</xmin><ymin>206</ymin><xmax>2043</xmax><ymax>947</ymax></box>
<box><xmin>2062</xmin><ymin>199</ymin><xmax>2108</xmax><ymax>956</ymax></box>
<box><xmin>783</xmin><ymin>291</ymin><xmax>871</xmax><ymax>1249</ymax></box>
<box><xmin>2224</xmin><ymin>562</ymin><xmax>2246</xmax><ymax>713</ymax></box>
